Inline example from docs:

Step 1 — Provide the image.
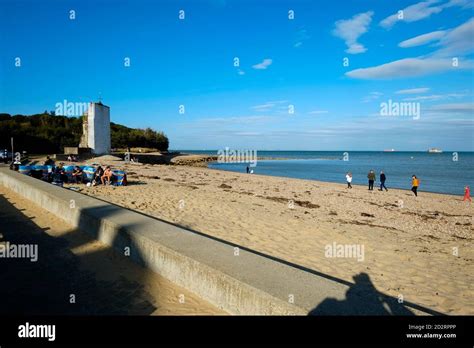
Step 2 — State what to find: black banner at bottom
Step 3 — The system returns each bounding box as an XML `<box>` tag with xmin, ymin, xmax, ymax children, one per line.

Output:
<box><xmin>0</xmin><ymin>315</ymin><xmax>472</xmax><ymax>346</ymax></box>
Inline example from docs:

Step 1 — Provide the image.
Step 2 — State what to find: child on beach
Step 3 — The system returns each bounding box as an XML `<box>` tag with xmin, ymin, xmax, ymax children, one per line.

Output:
<box><xmin>379</xmin><ymin>171</ymin><xmax>388</xmax><ymax>191</ymax></box>
<box><xmin>463</xmin><ymin>186</ymin><xmax>471</xmax><ymax>202</ymax></box>
<box><xmin>411</xmin><ymin>175</ymin><xmax>419</xmax><ymax>197</ymax></box>
<box><xmin>346</xmin><ymin>172</ymin><xmax>352</xmax><ymax>189</ymax></box>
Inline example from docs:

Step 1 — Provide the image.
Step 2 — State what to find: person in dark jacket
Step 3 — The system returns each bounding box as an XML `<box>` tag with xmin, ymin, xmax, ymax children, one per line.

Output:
<box><xmin>44</xmin><ymin>156</ymin><xmax>55</xmax><ymax>166</ymax></box>
<box><xmin>379</xmin><ymin>171</ymin><xmax>388</xmax><ymax>191</ymax></box>
<box><xmin>72</xmin><ymin>166</ymin><xmax>83</xmax><ymax>184</ymax></box>
<box><xmin>93</xmin><ymin>166</ymin><xmax>104</xmax><ymax>186</ymax></box>
<box><xmin>367</xmin><ymin>170</ymin><xmax>376</xmax><ymax>190</ymax></box>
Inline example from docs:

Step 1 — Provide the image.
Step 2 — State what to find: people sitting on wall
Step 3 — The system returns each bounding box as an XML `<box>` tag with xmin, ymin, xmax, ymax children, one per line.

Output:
<box><xmin>51</xmin><ymin>165</ymin><xmax>65</xmax><ymax>186</ymax></box>
<box><xmin>10</xmin><ymin>157</ymin><xmax>21</xmax><ymax>171</ymax></box>
<box><xmin>44</xmin><ymin>156</ymin><xmax>55</xmax><ymax>166</ymax></box>
<box><xmin>101</xmin><ymin>166</ymin><xmax>113</xmax><ymax>185</ymax></box>
<box><xmin>72</xmin><ymin>166</ymin><xmax>83</xmax><ymax>183</ymax></box>
<box><xmin>92</xmin><ymin>166</ymin><xmax>104</xmax><ymax>186</ymax></box>
<box><xmin>56</xmin><ymin>163</ymin><xmax>69</xmax><ymax>183</ymax></box>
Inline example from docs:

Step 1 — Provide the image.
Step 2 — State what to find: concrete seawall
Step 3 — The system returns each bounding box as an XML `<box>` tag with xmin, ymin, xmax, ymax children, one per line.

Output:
<box><xmin>0</xmin><ymin>168</ymin><xmax>435</xmax><ymax>315</ymax></box>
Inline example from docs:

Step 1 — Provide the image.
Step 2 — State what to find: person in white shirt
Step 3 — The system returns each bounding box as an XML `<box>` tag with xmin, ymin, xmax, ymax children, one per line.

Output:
<box><xmin>346</xmin><ymin>172</ymin><xmax>353</xmax><ymax>189</ymax></box>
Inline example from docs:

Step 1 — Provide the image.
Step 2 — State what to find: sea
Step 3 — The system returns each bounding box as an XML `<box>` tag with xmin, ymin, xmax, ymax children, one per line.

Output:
<box><xmin>175</xmin><ymin>150</ymin><xmax>474</xmax><ymax>195</ymax></box>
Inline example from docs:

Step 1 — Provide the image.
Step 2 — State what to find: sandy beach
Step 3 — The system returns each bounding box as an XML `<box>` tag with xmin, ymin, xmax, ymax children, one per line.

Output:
<box><xmin>60</xmin><ymin>157</ymin><xmax>474</xmax><ymax>315</ymax></box>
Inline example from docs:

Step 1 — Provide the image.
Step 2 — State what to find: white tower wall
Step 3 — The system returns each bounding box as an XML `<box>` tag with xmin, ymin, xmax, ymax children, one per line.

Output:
<box><xmin>87</xmin><ymin>102</ymin><xmax>111</xmax><ymax>155</ymax></box>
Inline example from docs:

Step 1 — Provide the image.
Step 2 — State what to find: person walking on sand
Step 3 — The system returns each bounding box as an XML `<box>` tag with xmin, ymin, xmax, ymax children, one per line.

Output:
<box><xmin>367</xmin><ymin>170</ymin><xmax>375</xmax><ymax>190</ymax></box>
<box><xmin>463</xmin><ymin>186</ymin><xmax>471</xmax><ymax>202</ymax></box>
<box><xmin>379</xmin><ymin>171</ymin><xmax>388</xmax><ymax>191</ymax></box>
<box><xmin>346</xmin><ymin>172</ymin><xmax>353</xmax><ymax>189</ymax></box>
<box><xmin>411</xmin><ymin>175</ymin><xmax>419</xmax><ymax>197</ymax></box>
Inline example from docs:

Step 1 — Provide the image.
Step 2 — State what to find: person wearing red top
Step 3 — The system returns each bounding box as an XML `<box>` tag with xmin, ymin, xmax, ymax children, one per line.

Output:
<box><xmin>463</xmin><ymin>186</ymin><xmax>471</xmax><ymax>202</ymax></box>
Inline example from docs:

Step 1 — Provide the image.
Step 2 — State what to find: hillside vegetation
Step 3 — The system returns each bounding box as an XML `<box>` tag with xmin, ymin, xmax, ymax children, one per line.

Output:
<box><xmin>0</xmin><ymin>112</ymin><xmax>169</xmax><ymax>153</ymax></box>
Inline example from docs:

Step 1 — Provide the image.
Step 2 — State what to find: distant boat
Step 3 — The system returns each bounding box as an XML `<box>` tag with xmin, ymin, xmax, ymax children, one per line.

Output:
<box><xmin>383</xmin><ymin>149</ymin><xmax>396</xmax><ymax>152</ymax></box>
<box><xmin>428</xmin><ymin>148</ymin><xmax>443</xmax><ymax>153</ymax></box>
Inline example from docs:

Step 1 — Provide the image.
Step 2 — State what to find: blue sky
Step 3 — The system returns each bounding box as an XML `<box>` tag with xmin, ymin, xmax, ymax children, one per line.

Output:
<box><xmin>0</xmin><ymin>0</ymin><xmax>473</xmax><ymax>150</ymax></box>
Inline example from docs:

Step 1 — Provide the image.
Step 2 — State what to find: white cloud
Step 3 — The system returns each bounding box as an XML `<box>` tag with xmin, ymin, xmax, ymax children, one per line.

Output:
<box><xmin>267</xmin><ymin>100</ymin><xmax>289</xmax><ymax>104</ymax></box>
<box><xmin>380</xmin><ymin>0</ymin><xmax>444</xmax><ymax>29</ymax></box>
<box><xmin>380</xmin><ymin>0</ymin><xmax>472</xmax><ymax>29</ymax></box>
<box><xmin>398</xmin><ymin>18</ymin><xmax>474</xmax><ymax>55</ymax></box>
<box><xmin>444</xmin><ymin>0</ymin><xmax>474</xmax><ymax>9</ymax></box>
<box><xmin>332</xmin><ymin>11</ymin><xmax>374</xmax><ymax>54</ymax></box>
<box><xmin>308</xmin><ymin>110</ymin><xmax>329</xmax><ymax>115</ymax></box>
<box><xmin>433</xmin><ymin>17</ymin><xmax>474</xmax><ymax>57</ymax></box>
<box><xmin>181</xmin><ymin>115</ymin><xmax>277</xmax><ymax>128</ymax></box>
<box><xmin>252</xmin><ymin>58</ymin><xmax>273</xmax><ymax>70</ymax></box>
<box><xmin>233</xmin><ymin>132</ymin><xmax>262</xmax><ymax>136</ymax></box>
<box><xmin>251</xmin><ymin>103</ymin><xmax>275</xmax><ymax>111</ymax></box>
<box><xmin>294</xmin><ymin>28</ymin><xmax>310</xmax><ymax>48</ymax></box>
<box><xmin>362</xmin><ymin>91</ymin><xmax>384</xmax><ymax>102</ymax></box>
<box><xmin>396</xmin><ymin>87</ymin><xmax>430</xmax><ymax>94</ymax></box>
<box><xmin>428</xmin><ymin>102</ymin><xmax>474</xmax><ymax>113</ymax></box>
<box><xmin>403</xmin><ymin>93</ymin><xmax>466</xmax><ymax>101</ymax></box>
<box><xmin>237</xmin><ymin>69</ymin><xmax>245</xmax><ymax>75</ymax></box>
<box><xmin>399</xmin><ymin>30</ymin><xmax>446</xmax><ymax>47</ymax></box>
<box><xmin>346</xmin><ymin>57</ymin><xmax>473</xmax><ymax>79</ymax></box>
<box><xmin>348</xmin><ymin>17</ymin><xmax>474</xmax><ymax>80</ymax></box>
<box><xmin>251</xmin><ymin>100</ymin><xmax>288</xmax><ymax>111</ymax></box>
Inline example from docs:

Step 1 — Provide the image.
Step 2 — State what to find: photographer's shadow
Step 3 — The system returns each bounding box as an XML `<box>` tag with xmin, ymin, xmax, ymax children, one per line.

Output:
<box><xmin>310</xmin><ymin>272</ymin><xmax>414</xmax><ymax>315</ymax></box>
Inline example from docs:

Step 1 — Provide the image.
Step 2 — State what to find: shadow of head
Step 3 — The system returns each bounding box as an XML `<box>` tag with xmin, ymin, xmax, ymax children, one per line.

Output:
<box><xmin>309</xmin><ymin>272</ymin><xmax>414</xmax><ymax>316</ymax></box>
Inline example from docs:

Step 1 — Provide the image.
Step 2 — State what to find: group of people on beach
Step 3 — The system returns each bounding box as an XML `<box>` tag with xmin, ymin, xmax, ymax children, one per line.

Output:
<box><xmin>68</xmin><ymin>165</ymin><xmax>115</xmax><ymax>186</ymax></box>
<box><xmin>36</xmin><ymin>157</ymin><xmax>116</xmax><ymax>186</ymax></box>
<box><xmin>345</xmin><ymin>171</ymin><xmax>471</xmax><ymax>200</ymax></box>
<box><xmin>90</xmin><ymin>166</ymin><xmax>115</xmax><ymax>186</ymax></box>
<box><xmin>44</xmin><ymin>156</ymin><xmax>113</xmax><ymax>186</ymax></box>
<box><xmin>67</xmin><ymin>155</ymin><xmax>79</xmax><ymax>162</ymax></box>
<box><xmin>345</xmin><ymin>170</ymin><xmax>420</xmax><ymax>196</ymax></box>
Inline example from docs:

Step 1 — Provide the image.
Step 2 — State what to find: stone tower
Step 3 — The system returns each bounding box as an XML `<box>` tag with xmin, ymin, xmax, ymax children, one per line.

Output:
<box><xmin>79</xmin><ymin>102</ymin><xmax>111</xmax><ymax>155</ymax></box>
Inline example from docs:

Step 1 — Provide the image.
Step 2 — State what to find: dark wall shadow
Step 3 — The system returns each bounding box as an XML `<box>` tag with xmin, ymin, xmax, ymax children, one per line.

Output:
<box><xmin>0</xmin><ymin>192</ymin><xmax>157</xmax><ymax>315</ymax></box>
<box><xmin>309</xmin><ymin>273</ymin><xmax>414</xmax><ymax>315</ymax></box>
